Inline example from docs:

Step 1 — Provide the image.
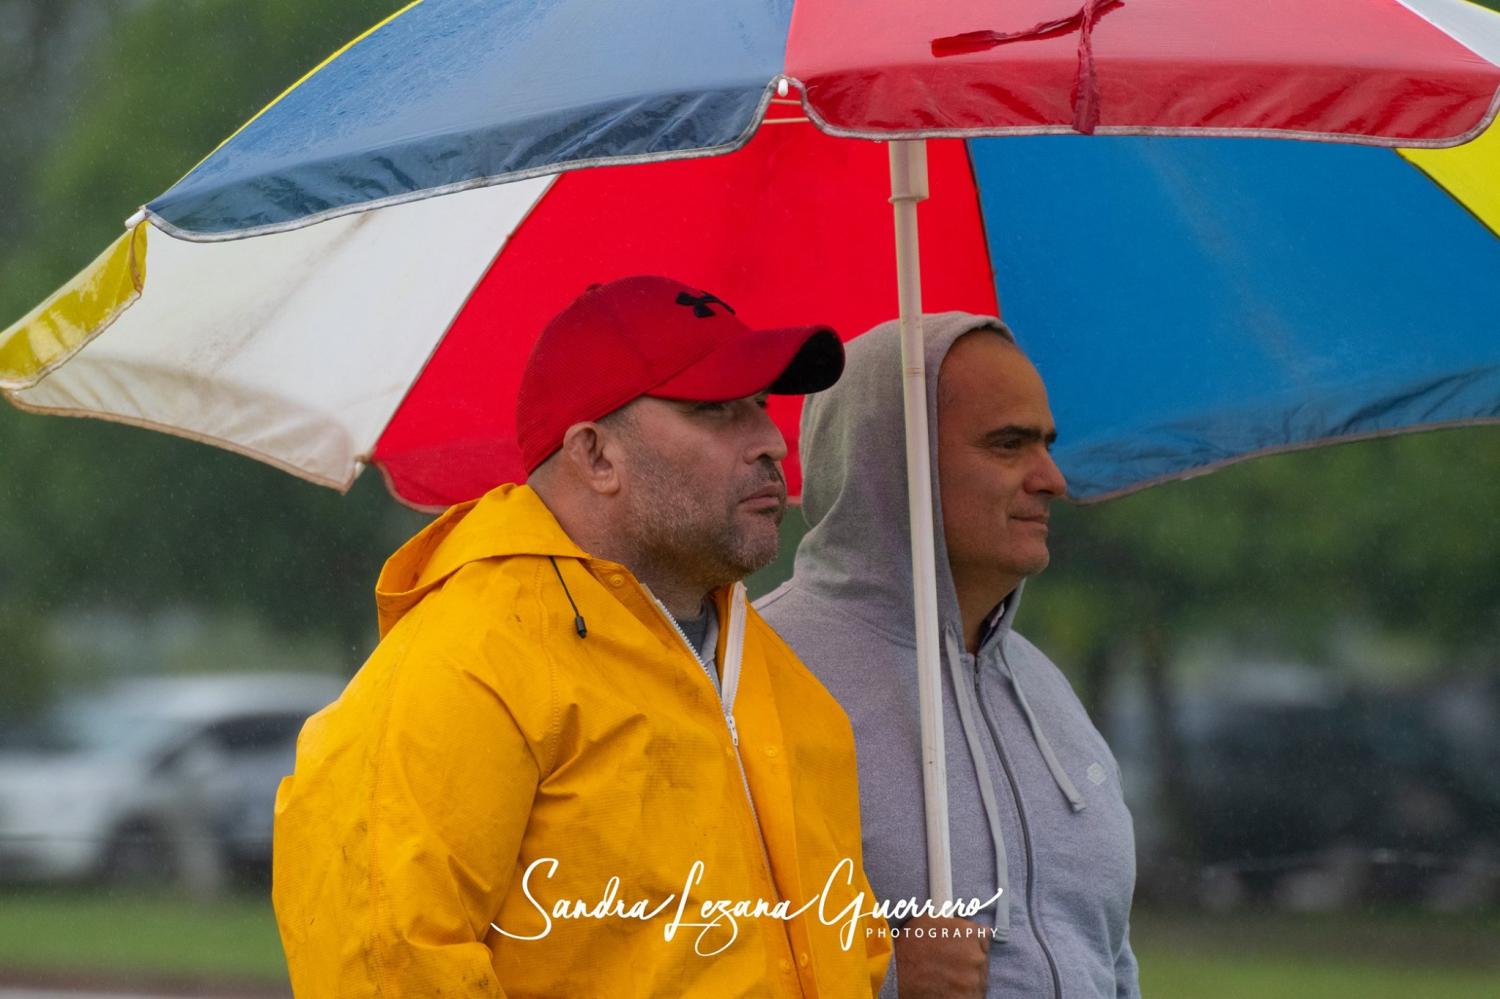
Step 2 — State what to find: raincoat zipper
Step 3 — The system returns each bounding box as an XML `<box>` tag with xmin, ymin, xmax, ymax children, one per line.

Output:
<box><xmin>974</xmin><ymin>655</ymin><xmax>1063</xmax><ymax>999</ymax></box>
<box><xmin>645</xmin><ymin>590</ymin><xmax>780</xmax><ymax>900</ymax></box>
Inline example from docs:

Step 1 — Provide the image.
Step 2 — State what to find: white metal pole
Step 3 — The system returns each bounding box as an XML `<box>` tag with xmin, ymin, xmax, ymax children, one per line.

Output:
<box><xmin>888</xmin><ymin>139</ymin><xmax>953</xmax><ymax>905</ymax></box>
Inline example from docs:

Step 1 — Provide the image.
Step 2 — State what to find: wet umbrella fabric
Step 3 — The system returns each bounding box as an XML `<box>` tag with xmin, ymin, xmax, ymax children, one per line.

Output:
<box><xmin>2</xmin><ymin>0</ymin><xmax>1498</xmax><ymax>507</ymax></box>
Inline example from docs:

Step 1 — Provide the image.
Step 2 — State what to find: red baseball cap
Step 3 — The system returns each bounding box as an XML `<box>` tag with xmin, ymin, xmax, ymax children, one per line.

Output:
<box><xmin>516</xmin><ymin>276</ymin><xmax>844</xmax><ymax>473</ymax></box>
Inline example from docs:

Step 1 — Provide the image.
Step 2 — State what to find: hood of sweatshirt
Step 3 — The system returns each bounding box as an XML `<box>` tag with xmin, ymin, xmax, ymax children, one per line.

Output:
<box><xmin>794</xmin><ymin>311</ymin><xmax>1003</xmax><ymax>643</ymax></box>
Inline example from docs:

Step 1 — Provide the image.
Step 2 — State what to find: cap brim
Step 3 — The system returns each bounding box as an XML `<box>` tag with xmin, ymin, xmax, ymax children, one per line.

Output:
<box><xmin>650</xmin><ymin>326</ymin><xmax>844</xmax><ymax>401</ymax></box>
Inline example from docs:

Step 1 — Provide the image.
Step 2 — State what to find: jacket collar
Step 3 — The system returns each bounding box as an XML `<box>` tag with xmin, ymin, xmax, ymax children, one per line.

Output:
<box><xmin>376</xmin><ymin>483</ymin><xmax>586</xmax><ymax>636</ymax></box>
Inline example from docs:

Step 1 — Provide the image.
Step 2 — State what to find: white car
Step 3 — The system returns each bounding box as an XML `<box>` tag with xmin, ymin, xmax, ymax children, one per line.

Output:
<box><xmin>0</xmin><ymin>672</ymin><xmax>343</xmax><ymax>892</ymax></box>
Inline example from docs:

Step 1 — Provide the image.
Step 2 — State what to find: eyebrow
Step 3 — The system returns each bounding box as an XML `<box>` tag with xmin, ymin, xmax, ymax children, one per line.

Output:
<box><xmin>980</xmin><ymin>425</ymin><xmax>1058</xmax><ymax>446</ymax></box>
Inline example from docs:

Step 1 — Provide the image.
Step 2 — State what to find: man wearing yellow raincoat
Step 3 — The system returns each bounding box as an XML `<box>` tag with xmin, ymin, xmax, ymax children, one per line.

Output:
<box><xmin>273</xmin><ymin>276</ymin><xmax>892</xmax><ymax>997</ymax></box>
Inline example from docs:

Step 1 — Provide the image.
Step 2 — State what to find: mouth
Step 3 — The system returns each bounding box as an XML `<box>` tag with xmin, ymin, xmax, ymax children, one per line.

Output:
<box><xmin>1012</xmin><ymin>514</ymin><xmax>1050</xmax><ymax>529</ymax></box>
<box><xmin>740</xmin><ymin>483</ymin><xmax>787</xmax><ymax>512</ymax></box>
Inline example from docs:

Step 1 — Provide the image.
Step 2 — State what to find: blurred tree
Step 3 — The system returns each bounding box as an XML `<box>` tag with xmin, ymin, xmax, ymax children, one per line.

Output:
<box><xmin>3</xmin><ymin>0</ymin><xmax>410</xmax><ymax>312</ymax></box>
<box><xmin>0</xmin><ymin>1</ymin><xmax>102</xmax><ymax>244</ymax></box>
<box><xmin>1021</xmin><ymin>427</ymin><xmax>1500</xmax><ymax>860</ymax></box>
<box><xmin>1029</xmin><ymin>428</ymin><xmax>1500</xmax><ymax>673</ymax></box>
<box><xmin>0</xmin><ymin>606</ymin><xmax>51</xmax><ymax>723</ymax></box>
<box><xmin>0</xmin><ymin>0</ymin><xmax>420</xmax><ymax>669</ymax></box>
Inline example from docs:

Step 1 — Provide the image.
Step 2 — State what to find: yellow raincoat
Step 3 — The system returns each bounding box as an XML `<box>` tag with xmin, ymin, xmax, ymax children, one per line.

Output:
<box><xmin>273</xmin><ymin>484</ymin><xmax>892</xmax><ymax>997</ymax></box>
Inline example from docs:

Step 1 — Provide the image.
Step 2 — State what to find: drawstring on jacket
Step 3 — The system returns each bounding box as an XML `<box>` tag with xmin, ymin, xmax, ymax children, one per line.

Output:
<box><xmin>945</xmin><ymin>627</ymin><xmax>1012</xmax><ymax>940</ymax></box>
<box><xmin>549</xmin><ymin>557</ymin><xmax>588</xmax><ymax>638</ymax></box>
<box><xmin>1009</xmin><ymin>664</ymin><xmax>1087</xmax><ymax>812</ymax></box>
<box><xmin>942</xmin><ymin>620</ymin><xmax>1090</xmax><ymax>939</ymax></box>
<box><xmin>986</xmin><ymin>597</ymin><xmax>1090</xmax><ymax>812</ymax></box>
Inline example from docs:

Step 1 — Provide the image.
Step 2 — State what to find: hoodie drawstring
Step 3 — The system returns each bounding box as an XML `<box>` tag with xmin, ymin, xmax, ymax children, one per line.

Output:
<box><xmin>1004</xmin><ymin>653</ymin><xmax>1088</xmax><ymax>813</ymax></box>
<box><xmin>941</xmin><ymin>622</ymin><xmax>1089</xmax><ymax>940</ymax></box>
<box><xmin>945</xmin><ymin>627</ymin><xmax>1011</xmax><ymax>939</ymax></box>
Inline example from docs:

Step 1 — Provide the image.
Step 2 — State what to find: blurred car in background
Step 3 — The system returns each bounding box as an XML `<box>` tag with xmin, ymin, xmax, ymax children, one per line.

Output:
<box><xmin>0</xmin><ymin>672</ymin><xmax>343</xmax><ymax>893</ymax></box>
<box><xmin>1109</xmin><ymin>666</ymin><xmax>1500</xmax><ymax>910</ymax></box>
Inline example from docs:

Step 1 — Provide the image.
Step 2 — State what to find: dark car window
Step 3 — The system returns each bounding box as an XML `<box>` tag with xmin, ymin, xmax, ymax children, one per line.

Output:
<box><xmin>201</xmin><ymin>714</ymin><xmax>307</xmax><ymax>754</ymax></box>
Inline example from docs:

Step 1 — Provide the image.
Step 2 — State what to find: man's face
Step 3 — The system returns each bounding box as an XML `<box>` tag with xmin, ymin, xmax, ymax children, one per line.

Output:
<box><xmin>610</xmin><ymin>392</ymin><xmax>788</xmax><ymax>585</ymax></box>
<box><xmin>937</xmin><ymin>332</ymin><xmax>1067</xmax><ymax>592</ymax></box>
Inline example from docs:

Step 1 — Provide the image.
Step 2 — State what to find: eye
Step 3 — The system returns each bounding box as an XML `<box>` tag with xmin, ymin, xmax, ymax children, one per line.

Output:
<box><xmin>754</xmin><ymin>395</ymin><xmax>770</xmax><ymax>410</ymax></box>
<box><xmin>694</xmin><ymin>401</ymin><xmax>729</xmax><ymax>413</ymax></box>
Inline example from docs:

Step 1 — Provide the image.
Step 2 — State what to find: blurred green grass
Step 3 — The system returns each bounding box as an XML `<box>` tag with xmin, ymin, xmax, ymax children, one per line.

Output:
<box><xmin>1136</xmin><ymin>909</ymin><xmax>1500</xmax><ymax>999</ymax></box>
<box><xmin>0</xmin><ymin>890</ymin><xmax>1494</xmax><ymax>996</ymax></box>
<box><xmin>0</xmin><ymin>888</ymin><xmax>287</xmax><ymax>986</ymax></box>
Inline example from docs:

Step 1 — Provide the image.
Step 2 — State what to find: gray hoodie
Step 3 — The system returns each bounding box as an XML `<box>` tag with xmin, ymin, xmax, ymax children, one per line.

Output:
<box><xmin>758</xmin><ymin>314</ymin><xmax>1140</xmax><ymax>999</ymax></box>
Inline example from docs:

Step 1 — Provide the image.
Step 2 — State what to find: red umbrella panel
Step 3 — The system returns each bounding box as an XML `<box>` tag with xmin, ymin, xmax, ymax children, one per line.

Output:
<box><xmin>373</xmin><ymin>121</ymin><xmax>1000</xmax><ymax>507</ymax></box>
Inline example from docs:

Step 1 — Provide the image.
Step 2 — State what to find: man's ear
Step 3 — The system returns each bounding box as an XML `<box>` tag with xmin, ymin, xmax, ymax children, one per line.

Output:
<box><xmin>559</xmin><ymin>422</ymin><xmax>622</xmax><ymax>495</ymax></box>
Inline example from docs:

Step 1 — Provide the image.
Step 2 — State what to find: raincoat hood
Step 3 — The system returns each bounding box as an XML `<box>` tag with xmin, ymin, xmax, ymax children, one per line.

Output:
<box><xmin>374</xmin><ymin>484</ymin><xmax>584</xmax><ymax>637</ymax></box>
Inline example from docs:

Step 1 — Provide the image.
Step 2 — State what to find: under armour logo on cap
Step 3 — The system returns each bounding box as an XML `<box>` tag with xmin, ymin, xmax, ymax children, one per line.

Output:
<box><xmin>675</xmin><ymin>290</ymin><xmax>736</xmax><ymax>318</ymax></box>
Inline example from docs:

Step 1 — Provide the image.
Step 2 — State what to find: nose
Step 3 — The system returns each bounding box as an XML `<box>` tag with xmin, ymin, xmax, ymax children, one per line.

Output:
<box><xmin>746</xmin><ymin>402</ymin><xmax>788</xmax><ymax>464</ymax></box>
<box><xmin>1029</xmin><ymin>448</ymin><xmax>1068</xmax><ymax>498</ymax></box>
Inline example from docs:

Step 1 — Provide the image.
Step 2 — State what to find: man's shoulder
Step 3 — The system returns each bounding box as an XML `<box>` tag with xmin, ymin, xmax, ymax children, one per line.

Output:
<box><xmin>755</xmin><ymin>581</ymin><xmax>894</xmax><ymax>647</ymax></box>
<box><xmin>744</xmin><ymin>600</ymin><xmax>830</xmax><ymax>684</ymax></box>
<box><xmin>1001</xmin><ymin>627</ymin><xmax>1079</xmax><ymax>695</ymax></box>
<box><xmin>1002</xmin><ymin>626</ymin><xmax>1057</xmax><ymax>666</ymax></box>
<box><xmin>999</xmin><ymin>627</ymin><xmax>1110</xmax><ymax>736</ymax></box>
<box><xmin>743</xmin><ymin>604</ymin><xmax>861</xmax><ymax>749</ymax></box>
<box><xmin>751</xmin><ymin>584</ymin><xmax>918</xmax><ymax>735</ymax></box>
<box><xmin>402</xmin><ymin>552</ymin><xmax>548</xmax><ymax>624</ymax></box>
<box><xmin>747</xmin><ymin>601</ymin><xmax>870</xmax><ymax>706</ymax></box>
<box><xmin>373</xmin><ymin>552</ymin><xmax>557</xmax><ymax>686</ymax></box>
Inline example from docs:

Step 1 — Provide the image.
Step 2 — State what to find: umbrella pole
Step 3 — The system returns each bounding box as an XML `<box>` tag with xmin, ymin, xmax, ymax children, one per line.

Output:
<box><xmin>888</xmin><ymin>139</ymin><xmax>953</xmax><ymax>905</ymax></box>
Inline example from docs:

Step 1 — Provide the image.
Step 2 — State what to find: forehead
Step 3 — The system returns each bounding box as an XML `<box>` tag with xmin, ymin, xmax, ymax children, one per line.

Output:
<box><xmin>617</xmin><ymin>392</ymin><xmax>757</xmax><ymax>425</ymax></box>
<box><xmin>632</xmin><ymin>390</ymin><xmax>760</xmax><ymax>411</ymax></box>
<box><xmin>937</xmin><ymin>333</ymin><xmax>1052</xmax><ymax>426</ymax></box>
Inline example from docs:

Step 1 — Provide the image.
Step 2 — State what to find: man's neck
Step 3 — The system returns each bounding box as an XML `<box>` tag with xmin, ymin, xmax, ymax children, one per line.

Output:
<box><xmin>952</xmin><ymin>570</ymin><xmax>1019</xmax><ymax>654</ymax></box>
<box><xmin>633</xmin><ymin>565</ymin><xmax>715</xmax><ymax>619</ymax></box>
<box><xmin>531</xmin><ymin>485</ymin><xmax>717</xmax><ymax>618</ymax></box>
<box><xmin>568</xmin><ymin>532</ymin><xmax>714</xmax><ymax>617</ymax></box>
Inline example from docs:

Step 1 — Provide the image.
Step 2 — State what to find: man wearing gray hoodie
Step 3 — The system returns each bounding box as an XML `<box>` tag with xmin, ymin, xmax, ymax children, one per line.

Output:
<box><xmin>758</xmin><ymin>315</ymin><xmax>1140</xmax><ymax>998</ymax></box>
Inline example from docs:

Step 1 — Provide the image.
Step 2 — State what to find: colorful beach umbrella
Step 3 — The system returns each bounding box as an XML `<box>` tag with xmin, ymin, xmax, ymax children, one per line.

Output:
<box><xmin>2</xmin><ymin>0</ymin><xmax>1497</xmax><ymax>508</ymax></box>
<box><xmin>3</xmin><ymin>0</ymin><xmax>1499</xmax><ymax>902</ymax></box>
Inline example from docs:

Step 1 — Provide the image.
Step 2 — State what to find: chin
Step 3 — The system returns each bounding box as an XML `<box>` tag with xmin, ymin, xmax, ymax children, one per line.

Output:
<box><xmin>730</xmin><ymin>530</ymin><xmax>781</xmax><ymax>577</ymax></box>
<box><xmin>1002</xmin><ymin>548</ymin><xmax>1051</xmax><ymax>579</ymax></box>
